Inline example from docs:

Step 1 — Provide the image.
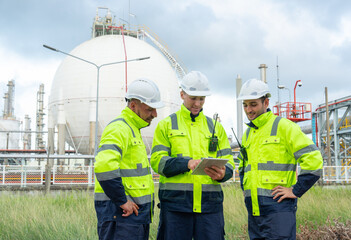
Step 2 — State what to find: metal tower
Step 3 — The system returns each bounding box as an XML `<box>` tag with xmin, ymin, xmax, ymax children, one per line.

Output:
<box><xmin>36</xmin><ymin>84</ymin><xmax>45</xmax><ymax>150</ymax></box>
<box><xmin>3</xmin><ymin>80</ymin><xmax>15</xmax><ymax>119</ymax></box>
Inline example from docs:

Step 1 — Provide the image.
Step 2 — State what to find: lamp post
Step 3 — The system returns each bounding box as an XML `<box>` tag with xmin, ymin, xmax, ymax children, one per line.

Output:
<box><xmin>43</xmin><ymin>44</ymin><xmax>150</xmax><ymax>155</ymax></box>
<box><xmin>278</xmin><ymin>85</ymin><xmax>291</xmax><ymax>102</ymax></box>
<box><xmin>293</xmin><ymin>80</ymin><xmax>302</xmax><ymax>116</ymax></box>
<box><xmin>293</xmin><ymin>80</ymin><xmax>302</xmax><ymax>105</ymax></box>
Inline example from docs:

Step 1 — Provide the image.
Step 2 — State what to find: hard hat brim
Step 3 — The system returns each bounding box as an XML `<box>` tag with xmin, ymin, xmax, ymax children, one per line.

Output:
<box><xmin>183</xmin><ymin>90</ymin><xmax>211</xmax><ymax>97</ymax></box>
<box><xmin>146</xmin><ymin>101</ymin><xmax>165</xmax><ymax>109</ymax></box>
<box><xmin>237</xmin><ymin>93</ymin><xmax>271</xmax><ymax>101</ymax></box>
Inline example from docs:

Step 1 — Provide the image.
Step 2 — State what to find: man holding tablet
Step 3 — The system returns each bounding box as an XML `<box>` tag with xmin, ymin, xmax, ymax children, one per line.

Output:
<box><xmin>151</xmin><ymin>71</ymin><xmax>235</xmax><ymax>240</ymax></box>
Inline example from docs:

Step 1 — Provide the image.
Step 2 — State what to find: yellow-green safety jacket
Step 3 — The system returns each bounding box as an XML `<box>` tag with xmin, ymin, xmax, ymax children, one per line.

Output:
<box><xmin>151</xmin><ymin>104</ymin><xmax>235</xmax><ymax>213</ymax></box>
<box><xmin>94</xmin><ymin>107</ymin><xmax>154</xmax><ymax>224</ymax></box>
<box><xmin>238</xmin><ymin>111</ymin><xmax>323</xmax><ymax>216</ymax></box>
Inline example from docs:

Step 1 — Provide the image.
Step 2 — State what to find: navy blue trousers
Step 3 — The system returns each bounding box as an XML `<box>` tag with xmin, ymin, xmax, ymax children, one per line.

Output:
<box><xmin>248</xmin><ymin>211</ymin><xmax>296</xmax><ymax>240</ymax></box>
<box><xmin>157</xmin><ymin>209</ymin><xmax>225</xmax><ymax>240</ymax></box>
<box><xmin>245</xmin><ymin>196</ymin><xmax>297</xmax><ymax>240</ymax></box>
<box><xmin>97</xmin><ymin>221</ymin><xmax>149</xmax><ymax>240</ymax></box>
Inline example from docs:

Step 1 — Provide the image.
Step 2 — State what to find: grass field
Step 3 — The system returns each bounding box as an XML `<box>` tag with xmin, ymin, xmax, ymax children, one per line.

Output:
<box><xmin>0</xmin><ymin>184</ymin><xmax>350</xmax><ymax>239</ymax></box>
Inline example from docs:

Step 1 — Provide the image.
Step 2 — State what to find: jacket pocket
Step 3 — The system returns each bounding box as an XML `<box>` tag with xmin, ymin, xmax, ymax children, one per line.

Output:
<box><xmin>261</xmin><ymin>174</ymin><xmax>287</xmax><ymax>185</ymax></box>
<box><xmin>130</xmin><ymin>138</ymin><xmax>147</xmax><ymax>164</ymax></box>
<box><xmin>168</xmin><ymin>130</ymin><xmax>189</xmax><ymax>157</ymax></box>
<box><xmin>123</xmin><ymin>176</ymin><xmax>150</xmax><ymax>190</ymax></box>
<box><xmin>259</xmin><ymin>136</ymin><xmax>280</xmax><ymax>162</ymax></box>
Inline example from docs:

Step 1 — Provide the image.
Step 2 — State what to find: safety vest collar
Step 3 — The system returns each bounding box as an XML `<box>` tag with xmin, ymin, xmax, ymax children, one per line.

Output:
<box><xmin>247</xmin><ymin>110</ymin><xmax>273</xmax><ymax>129</ymax></box>
<box><xmin>122</xmin><ymin>107</ymin><xmax>149</xmax><ymax>130</ymax></box>
<box><xmin>180</xmin><ymin>104</ymin><xmax>204</xmax><ymax>122</ymax></box>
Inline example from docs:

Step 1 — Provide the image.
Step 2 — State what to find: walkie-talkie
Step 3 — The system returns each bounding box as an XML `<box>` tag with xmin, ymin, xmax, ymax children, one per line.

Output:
<box><xmin>209</xmin><ymin>113</ymin><xmax>219</xmax><ymax>152</ymax></box>
<box><xmin>231</xmin><ymin>128</ymin><xmax>247</xmax><ymax>161</ymax></box>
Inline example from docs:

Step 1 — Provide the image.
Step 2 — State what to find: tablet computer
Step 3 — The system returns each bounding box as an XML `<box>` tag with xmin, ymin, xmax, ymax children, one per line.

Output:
<box><xmin>191</xmin><ymin>158</ymin><xmax>229</xmax><ymax>175</ymax></box>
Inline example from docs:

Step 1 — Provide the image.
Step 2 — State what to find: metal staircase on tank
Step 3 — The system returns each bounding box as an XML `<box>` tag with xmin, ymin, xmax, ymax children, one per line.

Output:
<box><xmin>91</xmin><ymin>7</ymin><xmax>187</xmax><ymax>80</ymax></box>
<box><xmin>138</xmin><ymin>25</ymin><xmax>188</xmax><ymax>79</ymax></box>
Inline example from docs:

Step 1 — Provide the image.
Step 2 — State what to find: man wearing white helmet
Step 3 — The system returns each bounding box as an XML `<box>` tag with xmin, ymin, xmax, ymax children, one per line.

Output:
<box><xmin>151</xmin><ymin>71</ymin><xmax>235</xmax><ymax>240</ymax></box>
<box><xmin>94</xmin><ymin>78</ymin><xmax>164</xmax><ymax>240</ymax></box>
<box><xmin>237</xmin><ymin>79</ymin><xmax>323</xmax><ymax>239</ymax></box>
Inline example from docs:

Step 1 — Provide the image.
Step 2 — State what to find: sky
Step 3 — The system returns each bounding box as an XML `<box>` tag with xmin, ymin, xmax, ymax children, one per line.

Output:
<box><xmin>1</xmin><ymin>0</ymin><xmax>351</xmax><ymax>138</ymax></box>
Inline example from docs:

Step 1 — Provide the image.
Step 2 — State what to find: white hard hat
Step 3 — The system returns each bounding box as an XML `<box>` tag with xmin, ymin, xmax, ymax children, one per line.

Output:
<box><xmin>180</xmin><ymin>71</ymin><xmax>211</xmax><ymax>96</ymax></box>
<box><xmin>237</xmin><ymin>78</ymin><xmax>271</xmax><ymax>100</ymax></box>
<box><xmin>125</xmin><ymin>78</ymin><xmax>164</xmax><ymax>109</ymax></box>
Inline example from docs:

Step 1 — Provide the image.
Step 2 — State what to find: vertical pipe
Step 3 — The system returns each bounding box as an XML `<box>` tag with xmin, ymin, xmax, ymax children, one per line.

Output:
<box><xmin>57</xmin><ymin>102</ymin><xmax>66</xmax><ymax>166</ymax></box>
<box><xmin>120</xmin><ymin>27</ymin><xmax>128</xmax><ymax>92</ymax></box>
<box><xmin>94</xmin><ymin>68</ymin><xmax>100</xmax><ymax>156</ymax></box>
<box><xmin>236</xmin><ymin>75</ymin><xmax>243</xmax><ymax>140</ymax></box>
<box><xmin>47</xmin><ymin>107</ymin><xmax>55</xmax><ymax>159</ymax></box>
<box><xmin>325</xmin><ymin>87</ymin><xmax>332</xmax><ymax>177</ymax></box>
<box><xmin>312</xmin><ymin>113</ymin><xmax>316</xmax><ymax>144</ymax></box>
<box><xmin>6</xmin><ymin>132</ymin><xmax>9</xmax><ymax>149</ymax></box>
<box><xmin>23</xmin><ymin>115</ymin><xmax>31</xmax><ymax>150</ymax></box>
<box><xmin>46</xmin><ymin>106</ymin><xmax>55</xmax><ymax>193</ymax></box>
<box><xmin>89</xmin><ymin>85</ymin><xmax>96</xmax><ymax>165</ymax></box>
<box><xmin>334</xmin><ymin>108</ymin><xmax>340</xmax><ymax>182</ymax></box>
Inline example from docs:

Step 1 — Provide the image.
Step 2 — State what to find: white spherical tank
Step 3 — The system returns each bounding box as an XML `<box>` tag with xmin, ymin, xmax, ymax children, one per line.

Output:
<box><xmin>49</xmin><ymin>35</ymin><xmax>181</xmax><ymax>154</ymax></box>
<box><xmin>0</xmin><ymin>119</ymin><xmax>20</xmax><ymax>149</ymax></box>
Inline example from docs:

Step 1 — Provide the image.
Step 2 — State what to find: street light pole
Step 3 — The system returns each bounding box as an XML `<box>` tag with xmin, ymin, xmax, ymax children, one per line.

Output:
<box><xmin>278</xmin><ymin>85</ymin><xmax>291</xmax><ymax>102</ymax></box>
<box><xmin>293</xmin><ymin>80</ymin><xmax>302</xmax><ymax>117</ymax></box>
<box><xmin>43</xmin><ymin>44</ymin><xmax>150</xmax><ymax>156</ymax></box>
<box><xmin>293</xmin><ymin>80</ymin><xmax>302</xmax><ymax>106</ymax></box>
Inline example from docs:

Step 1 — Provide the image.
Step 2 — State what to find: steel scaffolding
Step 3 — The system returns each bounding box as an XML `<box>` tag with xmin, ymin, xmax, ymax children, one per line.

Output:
<box><xmin>314</xmin><ymin>95</ymin><xmax>351</xmax><ymax>182</ymax></box>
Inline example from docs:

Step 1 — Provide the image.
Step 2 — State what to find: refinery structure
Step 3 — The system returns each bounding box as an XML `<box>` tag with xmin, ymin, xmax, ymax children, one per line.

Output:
<box><xmin>0</xmin><ymin>8</ymin><xmax>350</xmax><ymax>188</ymax></box>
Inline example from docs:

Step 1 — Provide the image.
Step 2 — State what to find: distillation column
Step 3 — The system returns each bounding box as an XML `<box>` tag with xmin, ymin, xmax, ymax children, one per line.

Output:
<box><xmin>36</xmin><ymin>84</ymin><xmax>45</xmax><ymax>150</ymax></box>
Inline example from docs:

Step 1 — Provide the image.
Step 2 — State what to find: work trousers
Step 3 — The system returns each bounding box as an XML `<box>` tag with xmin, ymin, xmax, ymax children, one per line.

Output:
<box><xmin>97</xmin><ymin>221</ymin><xmax>149</xmax><ymax>240</ymax></box>
<box><xmin>248</xmin><ymin>211</ymin><xmax>296</xmax><ymax>240</ymax></box>
<box><xmin>157</xmin><ymin>209</ymin><xmax>225</xmax><ymax>240</ymax></box>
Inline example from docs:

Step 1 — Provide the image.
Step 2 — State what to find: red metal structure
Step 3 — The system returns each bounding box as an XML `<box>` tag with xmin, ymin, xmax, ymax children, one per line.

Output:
<box><xmin>273</xmin><ymin>80</ymin><xmax>312</xmax><ymax>122</ymax></box>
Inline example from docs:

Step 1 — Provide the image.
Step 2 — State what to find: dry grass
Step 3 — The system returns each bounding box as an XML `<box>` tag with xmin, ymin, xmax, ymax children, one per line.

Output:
<box><xmin>297</xmin><ymin>218</ymin><xmax>351</xmax><ymax>240</ymax></box>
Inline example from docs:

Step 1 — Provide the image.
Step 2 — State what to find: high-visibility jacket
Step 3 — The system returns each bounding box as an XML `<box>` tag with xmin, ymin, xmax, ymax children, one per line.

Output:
<box><xmin>238</xmin><ymin>110</ymin><xmax>323</xmax><ymax>216</ymax></box>
<box><xmin>151</xmin><ymin>104</ymin><xmax>234</xmax><ymax>213</ymax></box>
<box><xmin>94</xmin><ymin>107</ymin><xmax>154</xmax><ymax>224</ymax></box>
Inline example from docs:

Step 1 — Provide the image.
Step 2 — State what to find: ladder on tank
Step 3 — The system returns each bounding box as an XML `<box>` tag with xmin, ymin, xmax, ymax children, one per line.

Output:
<box><xmin>138</xmin><ymin>25</ymin><xmax>187</xmax><ymax>79</ymax></box>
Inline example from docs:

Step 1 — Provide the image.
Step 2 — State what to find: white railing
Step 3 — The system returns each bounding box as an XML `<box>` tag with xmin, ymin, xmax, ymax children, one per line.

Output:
<box><xmin>322</xmin><ymin>166</ymin><xmax>351</xmax><ymax>183</ymax></box>
<box><xmin>0</xmin><ymin>165</ymin><xmax>95</xmax><ymax>187</ymax></box>
<box><xmin>0</xmin><ymin>165</ymin><xmax>350</xmax><ymax>187</ymax></box>
<box><xmin>0</xmin><ymin>165</ymin><xmax>45</xmax><ymax>187</ymax></box>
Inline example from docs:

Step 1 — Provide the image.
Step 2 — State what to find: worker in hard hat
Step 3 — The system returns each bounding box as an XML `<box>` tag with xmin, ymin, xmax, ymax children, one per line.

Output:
<box><xmin>151</xmin><ymin>71</ymin><xmax>235</xmax><ymax>240</ymax></box>
<box><xmin>237</xmin><ymin>78</ymin><xmax>323</xmax><ymax>239</ymax></box>
<box><xmin>94</xmin><ymin>78</ymin><xmax>164</xmax><ymax>240</ymax></box>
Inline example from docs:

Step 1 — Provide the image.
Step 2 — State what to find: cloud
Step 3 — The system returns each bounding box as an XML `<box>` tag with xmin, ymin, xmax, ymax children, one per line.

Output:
<box><xmin>1</xmin><ymin>0</ymin><xmax>351</xmax><ymax>139</ymax></box>
<box><xmin>203</xmin><ymin>92</ymin><xmax>237</xmax><ymax>140</ymax></box>
<box><xmin>0</xmin><ymin>45</ymin><xmax>60</xmax><ymax>123</ymax></box>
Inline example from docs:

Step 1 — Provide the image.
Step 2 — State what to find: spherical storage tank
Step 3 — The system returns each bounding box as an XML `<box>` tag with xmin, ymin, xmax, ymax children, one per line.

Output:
<box><xmin>49</xmin><ymin>35</ymin><xmax>181</xmax><ymax>154</ymax></box>
<box><xmin>0</xmin><ymin>119</ymin><xmax>20</xmax><ymax>149</ymax></box>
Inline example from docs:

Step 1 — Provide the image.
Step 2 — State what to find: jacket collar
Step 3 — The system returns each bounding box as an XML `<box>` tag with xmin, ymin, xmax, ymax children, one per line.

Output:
<box><xmin>247</xmin><ymin>109</ymin><xmax>272</xmax><ymax>129</ymax></box>
<box><xmin>122</xmin><ymin>107</ymin><xmax>149</xmax><ymax>129</ymax></box>
<box><xmin>180</xmin><ymin>104</ymin><xmax>203</xmax><ymax>122</ymax></box>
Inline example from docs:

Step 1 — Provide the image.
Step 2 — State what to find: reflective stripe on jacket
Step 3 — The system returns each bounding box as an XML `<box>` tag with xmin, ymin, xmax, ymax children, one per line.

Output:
<box><xmin>94</xmin><ymin>107</ymin><xmax>154</xmax><ymax>224</ymax></box>
<box><xmin>238</xmin><ymin>111</ymin><xmax>323</xmax><ymax>216</ymax></box>
<box><xmin>151</xmin><ymin>104</ymin><xmax>234</xmax><ymax>213</ymax></box>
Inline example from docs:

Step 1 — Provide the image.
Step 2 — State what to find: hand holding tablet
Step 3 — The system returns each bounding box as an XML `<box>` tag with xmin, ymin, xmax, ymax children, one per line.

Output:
<box><xmin>191</xmin><ymin>158</ymin><xmax>229</xmax><ymax>175</ymax></box>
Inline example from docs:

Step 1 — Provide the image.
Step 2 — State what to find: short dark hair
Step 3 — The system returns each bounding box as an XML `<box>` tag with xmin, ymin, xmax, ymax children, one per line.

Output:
<box><xmin>126</xmin><ymin>98</ymin><xmax>141</xmax><ymax>107</ymax></box>
<box><xmin>259</xmin><ymin>96</ymin><xmax>267</xmax><ymax>103</ymax></box>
